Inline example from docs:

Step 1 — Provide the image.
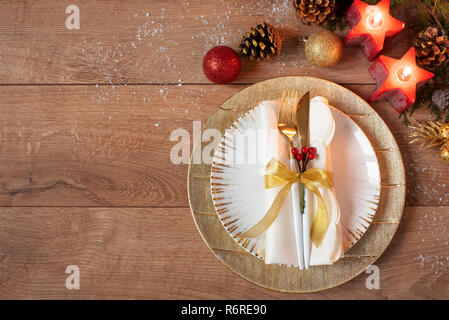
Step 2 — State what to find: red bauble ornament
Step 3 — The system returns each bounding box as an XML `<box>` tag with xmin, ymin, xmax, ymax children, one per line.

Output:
<box><xmin>296</xmin><ymin>153</ymin><xmax>303</xmax><ymax>161</ymax></box>
<box><xmin>203</xmin><ymin>46</ymin><xmax>241</xmax><ymax>84</ymax></box>
<box><xmin>301</xmin><ymin>146</ymin><xmax>309</xmax><ymax>154</ymax></box>
<box><xmin>308</xmin><ymin>153</ymin><xmax>315</xmax><ymax>160</ymax></box>
<box><xmin>291</xmin><ymin>147</ymin><xmax>299</xmax><ymax>155</ymax></box>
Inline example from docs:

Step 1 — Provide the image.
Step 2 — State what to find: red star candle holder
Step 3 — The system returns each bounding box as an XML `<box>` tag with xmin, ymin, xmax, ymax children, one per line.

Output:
<box><xmin>368</xmin><ymin>47</ymin><xmax>434</xmax><ymax>113</ymax></box>
<box><xmin>344</xmin><ymin>0</ymin><xmax>405</xmax><ymax>61</ymax></box>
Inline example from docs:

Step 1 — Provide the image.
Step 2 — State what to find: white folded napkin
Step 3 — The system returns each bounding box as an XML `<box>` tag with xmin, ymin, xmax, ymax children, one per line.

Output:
<box><xmin>260</xmin><ymin>97</ymin><xmax>343</xmax><ymax>266</ymax></box>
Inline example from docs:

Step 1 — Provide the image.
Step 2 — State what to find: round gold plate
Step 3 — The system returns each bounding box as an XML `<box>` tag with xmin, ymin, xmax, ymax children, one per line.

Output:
<box><xmin>187</xmin><ymin>76</ymin><xmax>405</xmax><ymax>292</ymax></box>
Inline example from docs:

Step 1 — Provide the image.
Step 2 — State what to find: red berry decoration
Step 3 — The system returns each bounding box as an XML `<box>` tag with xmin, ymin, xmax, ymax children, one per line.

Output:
<box><xmin>296</xmin><ymin>153</ymin><xmax>303</xmax><ymax>161</ymax></box>
<box><xmin>203</xmin><ymin>46</ymin><xmax>241</xmax><ymax>84</ymax></box>
<box><xmin>301</xmin><ymin>146</ymin><xmax>309</xmax><ymax>154</ymax></box>
<box><xmin>309</xmin><ymin>147</ymin><xmax>316</xmax><ymax>155</ymax></box>
<box><xmin>291</xmin><ymin>147</ymin><xmax>299</xmax><ymax>155</ymax></box>
<box><xmin>308</xmin><ymin>153</ymin><xmax>315</xmax><ymax>160</ymax></box>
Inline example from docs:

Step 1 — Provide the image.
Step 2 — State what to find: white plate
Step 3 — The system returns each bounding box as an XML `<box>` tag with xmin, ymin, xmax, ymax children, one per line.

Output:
<box><xmin>210</xmin><ymin>103</ymin><xmax>381</xmax><ymax>260</ymax></box>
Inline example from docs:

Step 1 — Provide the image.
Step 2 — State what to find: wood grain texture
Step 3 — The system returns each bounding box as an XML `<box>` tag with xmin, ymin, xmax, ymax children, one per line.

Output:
<box><xmin>0</xmin><ymin>206</ymin><xmax>447</xmax><ymax>299</ymax></box>
<box><xmin>0</xmin><ymin>0</ymin><xmax>415</xmax><ymax>85</ymax></box>
<box><xmin>0</xmin><ymin>0</ymin><xmax>448</xmax><ymax>299</ymax></box>
<box><xmin>0</xmin><ymin>84</ymin><xmax>447</xmax><ymax>207</ymax></box>
<box><xmin>188</xmin><ymin>77</ymin><xmax>405</xmax><ymax>292</ymax></box>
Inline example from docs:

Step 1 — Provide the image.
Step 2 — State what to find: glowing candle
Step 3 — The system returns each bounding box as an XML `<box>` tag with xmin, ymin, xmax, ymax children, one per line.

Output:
<box><xmin>367</xmin><ymin>11</ymin><xmax>384</xmax><ymax>29</ymax></box>
<box><xmin>344</xmin><ymin>0</ymin><xmax>405</xmax><ymax>60</ymax></box>
<box><xmin>396</xmin><ymin>66</ymin><xmax>412</xmax><ymax>82</ymax></box>
<box><xmin>368</xmin><ymin>47</ymin><xmax>434</xmax><ymax>113</ymax></box>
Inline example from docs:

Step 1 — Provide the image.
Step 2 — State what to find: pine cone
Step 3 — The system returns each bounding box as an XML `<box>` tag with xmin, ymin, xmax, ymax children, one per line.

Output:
<box><xmin>293</xmin><ymin>0</ymin><xmax>337</xmax><ymax>26</ymax></box>
<box><xmin>413</xmin><ymin>27</ymin><xmax>449</xmax><ymax>70</ymax></box>
<box><xmin>239</xmin><ymin>23</ymin><xmax>282</xmax><ymax>61</ymax></box>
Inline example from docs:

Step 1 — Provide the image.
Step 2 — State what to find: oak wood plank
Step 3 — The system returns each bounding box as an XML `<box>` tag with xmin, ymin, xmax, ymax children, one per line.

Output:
<box><xmin>0</xmin><ymin>0</ymin><xmax>445</xmax><ymax>300</ymax></box>
<box><xmin>0</xmin><ymin>84</ymin><xmax>446</xmax><ymax>207</ymax></box>
<box><xmin>0</xmin><ymin>0</ymin><xmax>414</xmax><ymax>85</ymax></box>
<box><xmin>0</xmin><ymin>206</ymin><xmax>447</xmax><ymax>299</ymax></box>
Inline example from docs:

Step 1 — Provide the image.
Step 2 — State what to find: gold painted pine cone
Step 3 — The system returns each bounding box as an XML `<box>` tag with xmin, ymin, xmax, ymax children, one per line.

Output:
<box><xmin>239</xmin><ymin>23</ymin><xmax>282</xmax><ymax>61</ymax></box>
<box><xmin>293</xmin><ymin>0</ymin><xmax>337</xmax><ymax>26</ymax></box>
<box><xmin>439</xmin><ymin>123</ymin><xmax>449</xmax><ymax>140</ymax></box>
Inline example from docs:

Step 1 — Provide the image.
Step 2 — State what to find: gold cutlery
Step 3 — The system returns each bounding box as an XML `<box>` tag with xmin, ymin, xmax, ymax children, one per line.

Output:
<box><xmin>296</xmin><ymin>91</ymin><xmax>311</xmax><ymax>269</ymax></box>
<box><xmin>278</xmin><ymin>89</ymin><xmax>304</xmax><ymax>270</ymax></box>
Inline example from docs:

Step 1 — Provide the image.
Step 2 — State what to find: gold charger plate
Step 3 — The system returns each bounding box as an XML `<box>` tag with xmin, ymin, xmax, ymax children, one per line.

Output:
<box><xmin>187</xmin><ymin>76</ymin><xmax>405</xmax><ymax>292</ymax></box>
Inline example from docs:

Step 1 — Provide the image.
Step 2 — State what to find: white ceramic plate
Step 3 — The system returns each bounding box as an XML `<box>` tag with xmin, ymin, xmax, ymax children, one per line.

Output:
<box><xmin>210</xmin><ymin>103</ymin><xmax>381</xmax><ymax>260</ymax></box>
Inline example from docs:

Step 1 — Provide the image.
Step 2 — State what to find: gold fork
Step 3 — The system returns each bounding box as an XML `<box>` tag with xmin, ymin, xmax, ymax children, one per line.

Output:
<box><xmin>278</xmin><ymin>90</ymin><xmax>298</xmax><ymax>148</ymax></box>
<box><xmin>277</xmin><ymin>89</ymin><xmax>305</xmax><ymax>270</ymax></box>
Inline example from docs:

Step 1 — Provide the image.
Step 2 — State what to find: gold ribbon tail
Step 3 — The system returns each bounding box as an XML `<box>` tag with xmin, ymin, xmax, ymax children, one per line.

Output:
<box><xmin>236</xmin><ymin>158</ymin><xmax>333</xmax><ymax>247</ymax></box>
<box><xmin>237</xmin><ymin>181</ymin><xmax>293</xmax><ymax>238</ymax></box>
<box><xmin>306</xmin><ymin>185</ymin><xmax>328</xmax><ymax>247</ymax></box>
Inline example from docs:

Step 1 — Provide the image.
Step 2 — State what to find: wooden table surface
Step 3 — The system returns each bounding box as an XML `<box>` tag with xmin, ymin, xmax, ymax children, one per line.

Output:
<box><xmin>0</xmin><ymin>0</ymin><xmax>448</xmax><ymax>299</ymax></box>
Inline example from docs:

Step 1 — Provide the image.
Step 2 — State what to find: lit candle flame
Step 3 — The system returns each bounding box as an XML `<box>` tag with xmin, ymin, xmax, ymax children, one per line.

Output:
<box><xmin>397</xmin><ymin>66</ymin><xmax>413</xmax><ymax>82</ymax></box>
<box><xmin>365</xmin><ymin>6</ymin><xmax>384</xmax><ymax>29</ymax></box>
<box><xmin>373</xmin><ymin>13</ymin><xmax>383</xmax><ymax>27</ymax></box>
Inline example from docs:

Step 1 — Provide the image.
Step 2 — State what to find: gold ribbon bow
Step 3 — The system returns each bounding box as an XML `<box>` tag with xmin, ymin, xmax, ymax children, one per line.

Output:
<box><xmin>237</xmin><ymin>158</ymin><xmax>333</xmax><ymax>247</ymax></box>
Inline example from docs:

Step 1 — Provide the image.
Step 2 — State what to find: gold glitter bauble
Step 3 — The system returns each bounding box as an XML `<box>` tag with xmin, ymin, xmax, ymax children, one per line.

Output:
<box><xmin>439</xmin><ymin>123</ymin><xmax>449</xmax><ymax>140</ymax></box>
<box><xmin>304</xmin><ymin>30</ymin><xmax>343</xmax><ymax>68</ymax></box>
<box><xmin>440</xmin><ymin>143</ymin><xmax>449</xmax><ymax>163</ymax></box>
